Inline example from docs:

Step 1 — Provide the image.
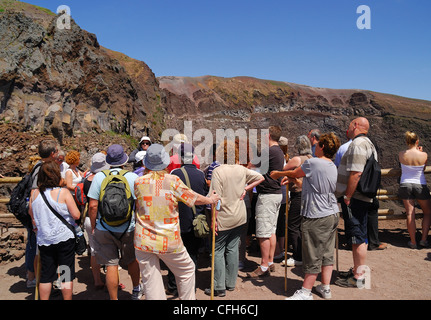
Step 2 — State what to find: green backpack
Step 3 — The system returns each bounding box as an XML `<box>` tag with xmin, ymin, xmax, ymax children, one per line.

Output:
<box><xmin>99</xmin><ymin>169</ymin><xmax>134</xmax><ymax>228</ymax></box>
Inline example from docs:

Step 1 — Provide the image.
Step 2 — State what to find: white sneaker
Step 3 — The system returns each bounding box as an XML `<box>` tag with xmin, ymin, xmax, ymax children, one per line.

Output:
<box><xmin>281</xmin><ymin>258</ymin><xmax>302</xmax><ymax>267</ymax></box>
<box><xmin>285</xmin><ymin>289</ymin><xmax>313</xmax><ymax>300</ymax></box>
<box><xmin>315</xmin><ymin>284</ymin><xmax>332</xmax><ymax>299</ymax></box>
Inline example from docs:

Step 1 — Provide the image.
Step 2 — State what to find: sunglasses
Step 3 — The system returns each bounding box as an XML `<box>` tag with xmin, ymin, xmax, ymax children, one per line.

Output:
<box><xmin>141</xmin><ymin>141</ymin><xmax>151</xmax><ymax>146</ymax></box>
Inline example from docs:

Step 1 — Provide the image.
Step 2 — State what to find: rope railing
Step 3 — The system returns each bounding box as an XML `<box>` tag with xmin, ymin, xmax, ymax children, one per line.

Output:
<box><xmin>0</xmin><ymin>166</ymin><xmax>430</xmax><ymax>220</ymax></box>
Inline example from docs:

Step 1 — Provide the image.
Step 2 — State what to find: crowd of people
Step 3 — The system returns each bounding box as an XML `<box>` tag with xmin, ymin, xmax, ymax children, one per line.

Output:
<box><xmin>19</xmin><ymin>116</ymin><xmax>431</xmax><ymax>300</ymax></box>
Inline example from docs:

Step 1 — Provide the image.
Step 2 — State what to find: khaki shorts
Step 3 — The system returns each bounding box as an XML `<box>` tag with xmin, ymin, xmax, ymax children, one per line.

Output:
<box><xmin>302</xmin><ymin>214</ymin><xmax>339</xmax><ymax>274</ymax></box>
<box><xmin>93</xmin><ymin>228</ymin><xmax>136</xmax><ymax>267</ymax></box>
<box><xmin>255</xmin><ymin>193</ymin><xmax>282</xmax><ymax>238</ymax></box>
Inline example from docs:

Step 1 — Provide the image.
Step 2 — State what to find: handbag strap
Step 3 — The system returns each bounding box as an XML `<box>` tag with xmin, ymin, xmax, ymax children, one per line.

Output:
<box><xmin>180</xmin><ymin>167</ymin><xmax>197</xmax><ymax>217</ymax></box>
<box><xmin>40</xmin><ymin>189</ymin><xmax>76</xmax><ymax>237</ymax></box>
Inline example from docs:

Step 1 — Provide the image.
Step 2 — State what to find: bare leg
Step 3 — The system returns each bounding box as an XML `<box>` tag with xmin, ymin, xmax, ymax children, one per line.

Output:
<box><xmin>61</xmin><ymin>282</ymin><xmax>73</xmax><ymax>300</ymax></box>
<box><xmin>320</xmin><ymin>265</ymin><xmax>333</xmax><ymax>285</ymax></box>
<box><xmin>258</xmin><ymin>237</ymin><xmax>270</xmax><ymax>267</ymax></box>
<box><xmin>39</xmin><ymin>282</ymin><xmax>52</xmax><ymax>300</ymax></box>
<box><xmin>403</xmin><ymin>199</ymin><xmax>417</xmax><ymax>244</ymax></box>
<box><xmin>352</xmin><ymin>243</ymin><xmax>367</xmax><ymax>278</ymax></box>
<box><xmin>127</xmin><ymin>259</ymin><xmax>141</xmax><ymax>288</ymax></box>
<box><xmin>106</xmin><ymin>265</ymin><xmax>119</xmax><ymax>300</ymax></box>
<box><xmin>418</xmin><ymin>199</ymin><xmax>431</xmax><ymax>242</ymax></box>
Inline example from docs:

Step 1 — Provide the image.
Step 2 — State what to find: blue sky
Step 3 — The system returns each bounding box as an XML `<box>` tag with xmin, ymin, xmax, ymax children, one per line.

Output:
<box><xmin>25</xmin><ymin>0</ymin><xmax>431</xmax><ymax>101</ymax></box>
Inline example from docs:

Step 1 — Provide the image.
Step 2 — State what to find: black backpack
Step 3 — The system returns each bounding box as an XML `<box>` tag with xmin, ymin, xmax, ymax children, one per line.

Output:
<box><xmin>8</xmin><ymin>162</ymin><xmax>42</xmax><ymax>228</ymax></box>
<box><xmin>357</xmin><ymin>152</ymin><xmax>381</xmax><ymax>198</ymax></box>
<box><xmin>98</xmin><ymin>169</ymin><xmax>134</xmax><ymax>240</ymax></box>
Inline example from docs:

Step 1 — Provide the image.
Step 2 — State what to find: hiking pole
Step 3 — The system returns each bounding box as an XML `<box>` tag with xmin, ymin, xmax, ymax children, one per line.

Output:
<box><xmin>35</xmin><ymin>254</ymin><xmax>41</xmax><ymax>300</ymax></box>
<box><xmin>335</xmin><ymin>228</ymin><xmax>339</xmax><ymax>271</ymax></box>
<box><xmin>284</xmin><ymin>184</ymin><xmax>289</xmax><ymax>292</ymax></box>
<box><xmin>210</xmin><ymin>200</ymin><xmax>220</xmax><ymax>300</ymax></box>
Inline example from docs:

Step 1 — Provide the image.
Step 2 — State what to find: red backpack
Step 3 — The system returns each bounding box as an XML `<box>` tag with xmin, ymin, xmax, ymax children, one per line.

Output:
<box><xmin>74</xmin><ymin>181</ymin><xmax>87</xmax><ymax>207</ymax></box>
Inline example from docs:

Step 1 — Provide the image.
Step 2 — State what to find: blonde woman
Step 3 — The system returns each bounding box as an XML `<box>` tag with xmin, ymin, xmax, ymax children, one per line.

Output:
<box><xmin>398</xmin><ymin>131</ymin><xmax>431</xmax><ymax>249</ymax></box>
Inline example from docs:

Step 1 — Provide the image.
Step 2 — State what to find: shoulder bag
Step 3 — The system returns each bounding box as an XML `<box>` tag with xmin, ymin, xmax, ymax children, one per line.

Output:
<box><xmin>180</xmin><ymin>167</ymin><xmax>210</xmax><ymax>238</ymax></box>
<box><xmin>40</xmin><ymin>190</ymin><xmax>87</xmax><ymax>255</ymax></box>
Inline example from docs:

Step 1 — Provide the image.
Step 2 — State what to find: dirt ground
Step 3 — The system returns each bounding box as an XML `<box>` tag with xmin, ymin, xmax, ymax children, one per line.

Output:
<box><xmin>0</xmin><ymin>216</ymin><xmax>430</xmax><ymax>302</ymax></box>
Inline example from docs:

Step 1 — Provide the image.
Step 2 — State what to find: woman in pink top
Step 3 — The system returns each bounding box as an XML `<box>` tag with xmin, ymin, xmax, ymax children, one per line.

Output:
<box><xmin>398</xmin><ymin>131</ymin><xmax>431</xmax><ymax>249</ymax></box>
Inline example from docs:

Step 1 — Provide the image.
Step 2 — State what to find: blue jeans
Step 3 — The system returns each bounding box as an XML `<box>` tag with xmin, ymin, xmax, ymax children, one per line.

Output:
<box><xmin>214</xmin><ymin>225</ymin><xmax>243</xmax><ymax>290</ymax></box>
<box><xmin>25</xmin><ymin>228</ymin><xmax>37</xmax><ymax>273</ymax></box>
<box><xmin>342</xmin><ymin>198</ymin><xmax>371</xmax><ymax>245</ymax></box>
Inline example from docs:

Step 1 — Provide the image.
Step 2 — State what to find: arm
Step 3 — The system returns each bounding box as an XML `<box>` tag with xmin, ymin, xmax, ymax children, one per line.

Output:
<box><xmin>194</xmin><ymin>190</ymin><xmax>220</xmax><ymax>206</ymax></box>
<box><xmin>65</xmin><ymin>170</ymin><xmax>75</xmax><ymax>191</ymax></box>
<box><xmin>28</xmin><ymin>189</ymin><xmax>37</xmax><ymax>231</ymax></box>
<box><xmin>344</xmin><ymin>171</ymin><xmax>362</xmax><ymax>206</ymax></box>
<box><xmin>63</xmin><ymin>189</ymin><xmax>81</xmax><ymax>220</ymax></box>
<box><xmin>241</xmin><ymin>176</ymin><xmax>264</xmax><ymax>200</ymax></box>
<box><xmin>88</xmin><ymin>198</ymin><xmax>99</xmax><ymax>232</ymax></box>
<box><xmin>280</xmin><ymin>166</ymin><xmax>306</xmax><ymax>185</ymax></box>
<box><xmin>270</xmin><ymin>157</ymin><xmax>301</xmax><ymax>179</ymax></box>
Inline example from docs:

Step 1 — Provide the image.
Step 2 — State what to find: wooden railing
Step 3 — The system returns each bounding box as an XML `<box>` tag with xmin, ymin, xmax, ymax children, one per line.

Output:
<box><xmin>0</xmin><ymin>167</ymin><xmax>430</xmax><ymax>221</ymax></box>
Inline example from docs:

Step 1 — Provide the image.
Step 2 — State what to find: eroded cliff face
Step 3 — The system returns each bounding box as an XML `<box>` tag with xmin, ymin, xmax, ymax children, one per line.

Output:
<box><xmin>159</xmin><ymin>75</ymin><xmax>431</xmax><ymax>170</ymax></box>
<box><xmin>0</xmin><ymin>6</ymin><xmax>164</xmax><ymax>143</ymax></box>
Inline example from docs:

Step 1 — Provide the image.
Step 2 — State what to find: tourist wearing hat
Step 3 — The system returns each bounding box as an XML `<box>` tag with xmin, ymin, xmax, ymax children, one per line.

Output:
<box><xmin>87</xmin><ymin>144</ymin><xmax>142</xmax><ymax>300</ymax></box>
<box><xmin>82</xmin><ymin>152</ymin><xmax>110</xmax><ymax>290</ymax></box>
<box><xmin>128</xmin><ymin>136</ymin><xmax>152</xmax><ymax>169</ymax></box>
<box><xmin>134</xmin><ymin>144</ymin><xmax>220</xmax><ymax>300</ymax></box>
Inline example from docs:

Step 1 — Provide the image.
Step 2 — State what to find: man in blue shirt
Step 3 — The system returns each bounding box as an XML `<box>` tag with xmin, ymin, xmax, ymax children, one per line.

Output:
<box><xmin>88</xmin><ymin>144</ymin><xmax>142</xmax><ymax>300</ymax></box>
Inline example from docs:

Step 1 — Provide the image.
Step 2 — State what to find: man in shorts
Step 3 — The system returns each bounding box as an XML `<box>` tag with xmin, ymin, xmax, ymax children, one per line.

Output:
<box><xmin>88</xmin><ymin>144</ymin><xmax>142</xmax><ymax>300</ymax></box>
<box><xmin>247</xmin><ymin>126</ymin><xmax>285</xmax><ymax>278</ymax></box>
<box><xmin>335</xmin><ymin>117</ymin><xmax>378</xmax><ymax>288</ymax></box>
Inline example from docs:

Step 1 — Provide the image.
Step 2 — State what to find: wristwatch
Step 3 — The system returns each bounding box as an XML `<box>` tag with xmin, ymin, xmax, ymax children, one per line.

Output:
<box><xmin>344</xmin><ymin>195</ymin><xmax>351</xmax><ymax>200</ymax></box>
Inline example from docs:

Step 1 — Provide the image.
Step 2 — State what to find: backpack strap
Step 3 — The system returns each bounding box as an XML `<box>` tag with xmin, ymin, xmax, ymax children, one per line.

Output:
<box><xmin>180</xmin><ymin>167</ymin><xmax>196</xmax><ymax>218</ymax></box>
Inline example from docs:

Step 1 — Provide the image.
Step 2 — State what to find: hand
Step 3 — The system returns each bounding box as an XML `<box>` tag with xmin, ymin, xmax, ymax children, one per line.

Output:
<box><xmin>209</xmin><ymin>190</ymin><xmax>220</xmax><ymax>205</ymax></box>
<box><xmin>344</xmin><ymin>197</ymin><xmax>351</xmax><ymax>207</ymax></box>
<box><xmin>281</xmin><ymin>176</ymin><xmax>288</xmax><ymax>186</ymax></box>
<box><xmin>270</xmin><ymin>171</ymin><xmax>282</xmax><ymax>180</ymax></box>
<box><xmin>210</xmin><ymin>206</ymin><xmax>218</xmax><ymax>236</ymax></box>
<box><xmin>240</xmin><ymin>189</ymin><xmax>247</xmax><ymax>201</ymax></box>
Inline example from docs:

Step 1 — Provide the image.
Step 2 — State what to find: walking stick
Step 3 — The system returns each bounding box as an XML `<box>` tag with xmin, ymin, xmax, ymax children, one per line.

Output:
<box><xmin>335</xmin><ymin>228</ymin><xmax>339</xmax><ymax>271</ymax></box>
<box><xmin>210</xmin><ymin>200</ymin><xmax>220</xmax><ymax>300</ymax></box>
<box><xmin>35</xmin><ymin>254</ymin><xmax>41</xmax><ymax>300</ymax></box>
<box><xmin>284</xmin><ymin>184</ymin><xmax>289</xmax><ymax>292</ymax></box>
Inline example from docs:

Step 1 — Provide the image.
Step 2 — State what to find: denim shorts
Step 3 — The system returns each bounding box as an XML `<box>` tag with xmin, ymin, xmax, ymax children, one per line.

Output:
<box><xmin>398</xmin><ymin>183</ymin><xmax>431</xmax><ymax>200</ymax></box>
<box><xmin>343</xmin><ymin>198</ymin><xmax>371</xmax><ymax>245</ymax></box>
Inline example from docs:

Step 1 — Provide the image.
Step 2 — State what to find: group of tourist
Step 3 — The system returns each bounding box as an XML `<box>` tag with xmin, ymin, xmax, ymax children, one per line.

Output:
<box><xmin>19</xmin><ymin>116</ymin><xmax>431</xmax><ymax>300</ymax></box>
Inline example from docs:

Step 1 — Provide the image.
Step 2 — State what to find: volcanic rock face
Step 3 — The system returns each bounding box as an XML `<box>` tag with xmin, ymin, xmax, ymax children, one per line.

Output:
<box><xmin>159</xmin><ymin>76</ymin><xmax>431</xmax><ymax>170</ymax></box>
<box><xmin>0</xmin><ymin>6</ymin><xmax>163</xmax><ymax>143</ymax></box>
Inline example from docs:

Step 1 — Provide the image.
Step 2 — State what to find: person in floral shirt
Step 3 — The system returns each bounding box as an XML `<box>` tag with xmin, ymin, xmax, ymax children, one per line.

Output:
<box><xmin>134</xmin><ymin>144</ymin><xmax>219</xmax><ymax>300</ymax></box>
